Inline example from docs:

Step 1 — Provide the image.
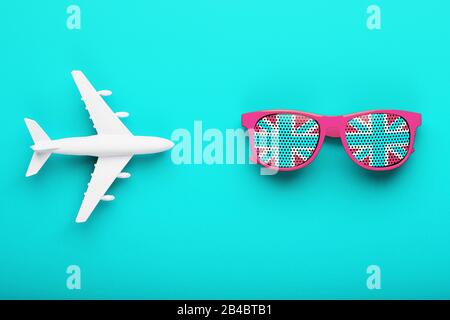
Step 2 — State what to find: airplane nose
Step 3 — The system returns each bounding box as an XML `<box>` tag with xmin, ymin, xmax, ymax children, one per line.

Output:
<box><xmin>145</xmin><ymin>137</ymin><xmax>174</xmax><ymax>153</ymax></box>
<box><xmin>163</xmin><ymin>138</ymin><xmax>175</xmax><ymax>151</ymax></box>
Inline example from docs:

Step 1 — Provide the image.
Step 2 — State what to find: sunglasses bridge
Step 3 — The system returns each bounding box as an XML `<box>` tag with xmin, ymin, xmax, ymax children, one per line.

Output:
<box><xmin>320</xmin><ymin>116</ymin><xmax>345</xmax><ymax>138</ymax></box>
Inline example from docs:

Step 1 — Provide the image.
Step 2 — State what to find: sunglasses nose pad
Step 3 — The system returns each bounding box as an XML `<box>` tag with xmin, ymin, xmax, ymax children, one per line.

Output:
<box><xmin>326</xmin><ymin>126</ymin><xmax>340</xmax><ymax>138</ymax></box>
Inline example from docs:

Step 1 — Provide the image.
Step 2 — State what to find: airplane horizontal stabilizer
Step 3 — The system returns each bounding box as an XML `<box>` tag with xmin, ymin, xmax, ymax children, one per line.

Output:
<box><xmin>25</xmin><ymin>118</ymin><xmax>52</xmax><ymax>177</ymax></box>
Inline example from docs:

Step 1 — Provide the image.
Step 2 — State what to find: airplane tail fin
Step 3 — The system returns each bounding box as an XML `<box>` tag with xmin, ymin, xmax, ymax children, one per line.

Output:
<box><xmin>24</xmin><ymin>118</ymin><xmax>52</xmax><ymax>177</ymax></box>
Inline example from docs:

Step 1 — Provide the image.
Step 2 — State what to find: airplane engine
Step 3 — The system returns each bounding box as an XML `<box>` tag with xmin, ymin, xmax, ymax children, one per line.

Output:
<box><xmin>97</xmin><ymin>90</ymin><xmax>112</xmax><ymax>96</ymax></box>
<box><xmin>117</xmin><ymin>172</ymin><xmax>131</xmax><ymax>179</ymax></box>
<box><xmin>115</xmin><ymin>112</ymin><xmax>129</xmax><ymax>118</ymax></box>
<box><xmin>101</xmin><ymin>195</ymin><xmax>115</xmax><ymax>201</ymax></box>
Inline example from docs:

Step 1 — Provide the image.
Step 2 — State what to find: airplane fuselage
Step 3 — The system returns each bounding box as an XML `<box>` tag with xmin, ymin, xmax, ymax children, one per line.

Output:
<box><xmin>32</xmin><ymin>134</ymin><xmax>174</xmax><ymax>157</ymax></box>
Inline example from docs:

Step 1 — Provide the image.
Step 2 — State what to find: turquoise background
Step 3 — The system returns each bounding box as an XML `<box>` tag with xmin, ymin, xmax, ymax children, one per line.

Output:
<box><xmin>1</xmin><ymin>0</ymin><xmax>449</xmax><ymax>299</ymax></box>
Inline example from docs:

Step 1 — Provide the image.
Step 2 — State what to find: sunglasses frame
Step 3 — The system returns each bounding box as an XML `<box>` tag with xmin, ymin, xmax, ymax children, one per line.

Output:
<box><xmin>242</xmin><ymin>109</ymin><xmax>422</xmax><ymax>171</ymax></box>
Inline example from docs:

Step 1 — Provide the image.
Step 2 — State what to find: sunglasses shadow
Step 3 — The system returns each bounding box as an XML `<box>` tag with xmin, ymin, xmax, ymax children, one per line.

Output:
<box><xmin>251</xmin><ymin>159</ymin><xmax>314</xmax><ymax>185</ymax></box>
<box><xmin>254</xmin><ymin>137</ymin><xmax>405</xmax><ymax>184</ymax></box>
<box><xmin>327</xmin><ymin>137</ymin><xmax>406</xmax><ymax>183</ymax></box>
<box><xmin>357</xmin><ymin>164</ymin><xmax>405</xmax><ymax>183</ymax></box>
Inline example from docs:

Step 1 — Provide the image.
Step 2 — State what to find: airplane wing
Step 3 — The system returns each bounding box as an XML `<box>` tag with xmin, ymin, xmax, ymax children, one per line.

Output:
<box><xmin>76</xmin><ymin>156</ymin><xmax>132</xmax><ymax>223</ymax></box>
<box><xmin>71</xmin><ymin>70</ymin><xmax>131</xmax><ymax>135</ymax></box>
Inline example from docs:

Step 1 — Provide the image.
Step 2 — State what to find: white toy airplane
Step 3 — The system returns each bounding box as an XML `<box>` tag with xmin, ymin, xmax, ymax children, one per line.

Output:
<box><xmin>25</xmin><ymin>70</ymin><xmax>174</xmax><ymax>223</ymax></box>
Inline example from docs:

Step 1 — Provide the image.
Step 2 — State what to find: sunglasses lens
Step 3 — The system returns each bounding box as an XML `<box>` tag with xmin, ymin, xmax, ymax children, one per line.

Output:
<box><xmin>254</xmin><ymin>114</ymin><xmax>320</xmax><ymax>168</ymax></box>
<box><xmin>345</xmin><ymin>113</ymin><xmax>411</xmax><ymax>168</ymax></box>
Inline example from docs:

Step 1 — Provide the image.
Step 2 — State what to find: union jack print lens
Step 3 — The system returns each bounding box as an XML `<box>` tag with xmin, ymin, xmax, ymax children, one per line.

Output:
<box><xmin>254</xmin><ymin>114</ymin><xmax>320</xmax><ymax>168</ymax></box>
<box><xmin>344</xmin><ymin>113</ymin><xmax>411</xmax><ymax>168</ymax></box>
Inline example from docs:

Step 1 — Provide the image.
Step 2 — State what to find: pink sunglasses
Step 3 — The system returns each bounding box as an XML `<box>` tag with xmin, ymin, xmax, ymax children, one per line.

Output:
<box><xmin>242</xmin><ymin>110</ymin><xmax>422</xmax><ymax>171</ymax></box>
